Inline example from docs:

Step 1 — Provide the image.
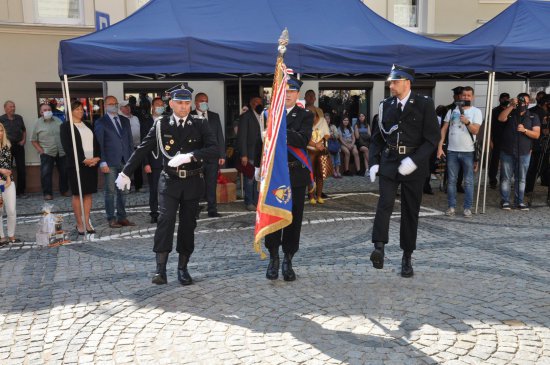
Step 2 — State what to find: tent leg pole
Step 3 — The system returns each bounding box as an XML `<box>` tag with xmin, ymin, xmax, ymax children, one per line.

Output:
<box><xmin>525</xmin><ymin>77</ymin><xmax>530</xmax><ymax>94</ymax></box>
<box><xmin>482</xmin><ymin>72</ymin><xmax>496</xmax><ymax>214</ymax></box>
<box><xmin>60</xmin><ymin>81</ymin><xmax>68</xmax><ymax>121</ymax></box>
<box><xmin>102</xmin><ymin>81</ymin><xmax>108</xmax><ymax>100</ymax></box>
<box><xmin>475</xmin><ymin>71</ymin><xmax>495</xmax><ymax>214</ymax></box>
<box><xmin>238</xmin><ymin>77</ymin><xmax>243</xmax><ymax>112</ymax></box>
<box><xmin>63</xmin><ymin>75</ymin><xmax>87</xmax><ymax>240</ymax></box>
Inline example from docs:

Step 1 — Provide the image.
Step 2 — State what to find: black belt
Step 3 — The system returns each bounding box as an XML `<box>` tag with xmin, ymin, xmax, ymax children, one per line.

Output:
<box><xmin>164</xmin><ymin>167</ymin><xmax>203</xmax><ymax>179</ymax></box>
<box><xmin>386</xmin><ymin>145</ymin><xmax>418</xmax><ymax>155</ymax></box>
<box><xmin>288</xmin><ymin>160</ymin><xmax>304</xmax><ymax>168</ymax></box>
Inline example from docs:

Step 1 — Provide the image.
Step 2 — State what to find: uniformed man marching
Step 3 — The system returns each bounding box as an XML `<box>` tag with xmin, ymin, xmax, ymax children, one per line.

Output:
<box><xmin>368</xmin><ymin>65</ymin><xmax>440</xmax><ymax>277</ymax></box>
<box><xmin>259</xmin><ymin>75</ymin><xmax>313</xmax><ymax>281</ymax></box>
<box><xmin>115</xmin><ymin>86</ymin><xmax>218</xmax><ymax>285</ymax></box>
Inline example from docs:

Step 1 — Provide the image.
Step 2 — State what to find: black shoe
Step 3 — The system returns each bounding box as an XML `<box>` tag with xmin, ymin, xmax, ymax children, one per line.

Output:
<box><xmin>321</xmin><ymin>193</ymin><xmax>329</xmax><ymax>199</ymax></box>
<box><xmin>266</xmin><ymin>254</ymin><xmax>280</xmax><ymax>280</ymax></box>
<box><xmin>208</xmin><ymin>212</ymin><xmax>222</xmax><ymax>218</ymax></box>
<box><xmin>150</xmin><ymin>216</ymin><xmax>158</xmax><ymax>224</ymax></box>
<box><xmin>489</xmin><ymin>181</ymin><xmax>497</xmax><ymax>189</ymax></box>
<box><xmin>281</xmin><ymin>253</ymin><xmax>296</xmax><ymax>281</ymax></box>
<box><xmin>152</xmin><ymin>252</ymin><xmax>168</xmax><ymax>285</ymax></box>
<box><xmin>401</xmin><ymin>252</ymin><xmax>414</xmax><ymax>278</ymax></box>
<box><xmin>195</xmin><ymin>206</ymin><xmax>204</xmax><ymax>219</ymax></box>
<box><xmin>177</xmin><ymin>254</ymin><xmax>193</xmax><ymax>285</ymax></box>
<box><xmin>370</xmin><ymin>242</ymin><xmax>385</xmax><ymax>269</ymax></box>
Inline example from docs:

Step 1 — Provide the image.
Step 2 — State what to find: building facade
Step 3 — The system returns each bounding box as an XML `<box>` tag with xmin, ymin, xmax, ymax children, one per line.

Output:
<box><xmin>0</xmin><ymin>0</ymin><xmax>543</xmax><ymax>192</ymax></box>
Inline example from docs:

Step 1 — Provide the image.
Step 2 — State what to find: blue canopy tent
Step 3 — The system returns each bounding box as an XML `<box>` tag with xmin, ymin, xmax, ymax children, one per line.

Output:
<box><xmin>454</xmin><ymin>0</ymin><xmax>550</xmax><ymax>212</ymax></box>
<box><xmin>455</xmin><ymin>0</ymin><xmax>550</xmax><ymax>75</ymax></box>
<box><xmin>58</xmin><ymin>0</ymin><xmax>493</xmax><ymax>78</ymax></box>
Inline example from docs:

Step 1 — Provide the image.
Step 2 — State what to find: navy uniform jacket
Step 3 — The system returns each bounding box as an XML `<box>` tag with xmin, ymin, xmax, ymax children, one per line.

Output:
<box><xmin>369</xmin><ymin>93</ymin><xmax>440</xmax><ymax>181</ymax></box>
<box><xmin>122</xmin><ymin>114</ymin><xmax>218</xmax><ymax>199</ymax></box>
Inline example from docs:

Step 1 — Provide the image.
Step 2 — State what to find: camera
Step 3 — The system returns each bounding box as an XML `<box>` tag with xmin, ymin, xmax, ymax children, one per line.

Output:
<box><xmin>518</xmin><ymin>96</ymin><xmax>526</xmax><ymax>106</ymax></box>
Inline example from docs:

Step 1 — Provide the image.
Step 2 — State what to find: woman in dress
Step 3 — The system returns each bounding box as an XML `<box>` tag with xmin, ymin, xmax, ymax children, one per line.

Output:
<box><xmin>306</xmin><ymin>106</ymin><xmax>330</xmax><ymax>204</ymax></box>
<box><xmin>339</xmin><ymin>117</ymin><xmax>360</xmax><ymax>176</ymax></box>
<box><xmin>60</xmin><ymin>101</ymin><xmax>101</xmax><ymax>235</ymax></box>
<box><xmin>0</xmin><ymin>123</ymin><xmax>18</xmax><ymax>244</ymax></box>
<box><xmin>354</xmin><ymin>113</ymin><xmax>371</xmax><ymax>175</ymax></box>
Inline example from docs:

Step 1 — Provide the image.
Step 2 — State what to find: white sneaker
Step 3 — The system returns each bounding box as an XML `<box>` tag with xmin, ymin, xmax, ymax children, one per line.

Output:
<box><xmin>463</xmin><ymin>209</ymin><xmax>472</xmax><ymax>218</ymax></box>
<box><xmin>445</xmin><ymin>207</ymin><xmax>455</xmax><ymax>216</ymax></box>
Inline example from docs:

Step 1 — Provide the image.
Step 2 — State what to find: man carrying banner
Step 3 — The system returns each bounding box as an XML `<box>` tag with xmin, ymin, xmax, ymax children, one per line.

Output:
<box><xmin>368</xmin><ymin>64</ymin><xmax>440</xmax><ymax>278</ymax></box>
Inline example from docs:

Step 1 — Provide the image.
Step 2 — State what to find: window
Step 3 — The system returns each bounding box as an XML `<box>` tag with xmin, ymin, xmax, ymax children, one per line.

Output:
<box><xmin>394</xmin><ymin>0</ymin><xmax>418</xmax><ymax>28</ymax></box>
<box><xmin>34</xmin><ymin>0</ymin><xmax>83</xmax><ymax>25</ymax></box>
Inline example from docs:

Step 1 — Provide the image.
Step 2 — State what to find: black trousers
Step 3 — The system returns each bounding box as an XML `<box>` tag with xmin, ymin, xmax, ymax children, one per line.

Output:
<box><xmin>372</xmin><ymin>175</ymin><xmax>424</xmax><ymax>252</ymax></box>
<box><xmin>265</xmin><ymin>185</ymin><xmax>306</xmax><ymax>256</ymax></box>
<box><xmin>525</xmin><ymin>149</ymin><xmax>544</xmax><ymax>194</ymax></box>
<box><xmin>488</xmin><ymin>144</ymin><xmax>501</xmax><ymax>185</ymax></box>
<box><xmin>203</xmin><ymin>162</ymin><xmax>219</xmax><ymax>213</ymax></box>
<box><xmin>11</xmin><ymin>144</ymin><xmax>26</xmax><ymax>194</ymax></box>
<box><xmin>154</xmin><ymin>174</ymin><xmax>198</xmax><ymax>257</ymax></box>
<box><xmin>148</xmin><ymin>168</ymin><xmax>162</xmax><ymax>218</ymax></box>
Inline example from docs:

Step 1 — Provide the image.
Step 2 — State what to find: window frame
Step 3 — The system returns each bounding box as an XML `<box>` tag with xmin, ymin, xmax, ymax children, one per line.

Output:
<box><xmin>33</xmin><ymin>0</ymin><xmax>84</xmax><ymax>25</ymax></box>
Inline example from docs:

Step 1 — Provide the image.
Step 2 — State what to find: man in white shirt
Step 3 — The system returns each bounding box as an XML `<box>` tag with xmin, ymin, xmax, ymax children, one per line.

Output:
<box><xmin>437</xmin><ymin>86</ymin><xmax>483</xmax><ymax>218</ymax></box>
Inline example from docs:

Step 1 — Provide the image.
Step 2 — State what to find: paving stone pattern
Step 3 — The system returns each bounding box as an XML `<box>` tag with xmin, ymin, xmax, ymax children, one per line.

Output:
<box><xmin>0</xmin><ymin>175</ymin><xmax>549</xmax><ymax>364</ymax></box>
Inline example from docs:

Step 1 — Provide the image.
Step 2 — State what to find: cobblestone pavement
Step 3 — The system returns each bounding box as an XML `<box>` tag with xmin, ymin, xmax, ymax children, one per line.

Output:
<box><xmin>1</xmin><ymin>175</ymin><xmax>549</xmax><ymax>364</ymax></box>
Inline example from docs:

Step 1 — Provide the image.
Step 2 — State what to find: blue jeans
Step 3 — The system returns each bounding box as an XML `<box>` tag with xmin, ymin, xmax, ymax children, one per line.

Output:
<box><xmin>330</xmin><ymin>151</ymin><xmax>341</xmax><ymax>167</ymax></box>
<box><xmin>500</xmin><ymin>152</ymin><xmax>530</xmax><ymax>205</ymax></box>
<box><xmin>447</xmin><ymin>151</ymin><xmax>475</xmax><ymax>210</ymax></box>
<box><xmin>104</xmin><ymin>165</ymin><xmax>127</xmax><ymax>221</ymax></box>
<box><xmin>40</xmin><ymin>154</ymin><xmax>68</xmax><ymax>195</ymax></box>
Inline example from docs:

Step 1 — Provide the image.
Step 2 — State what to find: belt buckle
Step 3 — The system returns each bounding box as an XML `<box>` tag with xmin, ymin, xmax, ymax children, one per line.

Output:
<box><xmin>398</xmin><ymin>146</ymin><xmax>406</xmax><ymax>155</ymax></box>
<box><xmin>178</xmin><ymin>169</ymin><xmax>187</xmax><ymax>178</ymax></box>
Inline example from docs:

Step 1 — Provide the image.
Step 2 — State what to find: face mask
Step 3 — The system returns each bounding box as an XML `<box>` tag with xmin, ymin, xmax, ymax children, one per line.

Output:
<box><xmin>154</xmin><ymin>106</ymin><xmax>165</xmax><ymax>115</ymax></box>
<box><xmin>106</xmin><ymin>105</ymin><xmax>118</xmax><ymax>114</ymax></box>
<box><xmin>519</xmin><ymin>105</ymin><xmax>527</xmax><ymax>114</ymax></box>
<box><xmin>199</xmin><ymin>102</ymin><xmax>209</xmax><ymax>111</ymax></box>
<box><xmin>254</xmin><ymin>104</ymin><xmax>264</xmax><ymax>114</ymax></box>
<box><xmin>43</xmin><ymin>111</ymin><xmax>53</xmax><ymax>119</ymax></box>
<box><xmin>500</xmin><ymin>100</ymin><xmax>509</xmax><ymax>107</ymax></box>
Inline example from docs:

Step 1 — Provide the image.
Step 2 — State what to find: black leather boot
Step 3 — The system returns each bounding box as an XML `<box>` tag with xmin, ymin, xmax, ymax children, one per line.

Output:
<box><xmin>401</xmin><ymin>251</ymin><xmax>414</xmax><ymax>278</ymax></box>
<box><xmin>177</xmin><ymin>254</ymin><xmax>193</xmax><ymax>286</ymax></box>
<box><xmin>281</xmin><ymin>253</ymin><xmax>296</xmax><ymax>281</ymax></box>
<box><xmin>152</xmin><ymin>252</ymin><xmax>169</xmax><ymax>285</ymax></box>
<box><xmin>370</xmin><ymin>242</ymin><xmax>385</xmax><ymax>269</ymax></box>
<box><xmin>266</xmin><ymin>252</ymin><xmax>280</xmax><ymax>280</ymax></box>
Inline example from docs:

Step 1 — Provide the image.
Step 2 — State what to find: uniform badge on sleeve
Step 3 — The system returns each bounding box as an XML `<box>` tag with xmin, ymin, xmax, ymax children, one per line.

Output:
<box><xmin>165</xmin><ymin>145</ymin><xmax>171</xmax><ymax>151</ymax></box>
<box><xmin>169</xmin><ymin>139</ymin><xmax>174</xmax><ymax>145</ymax></box>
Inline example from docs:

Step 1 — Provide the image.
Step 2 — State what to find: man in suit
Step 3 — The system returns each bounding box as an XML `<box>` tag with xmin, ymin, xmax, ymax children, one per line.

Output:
<box><xmin>368</xmin><ymin>65</ymin><xmax>440</xmax><ymax>278</ymax></box>
<box><xmin>191</xmin><ymin>92</ymin><xmax>225</xmax><ymax>218</ymax></box>
<box><xmin>95</xmin><ymin>95</ymin><xmax>136</xmax><ymax>228</ymax></box>
<box><xmin>115</xmin><ymin>86</ymin><xmax>218</xmax><ymax>286</ymax></box>
<box><xmin>143</xmin><ymin>97</ymin><xmax>165</xmax><ymax>223</ymax></box>
<box><xmin>237</xmin><ymin>96</ymin><xmax>264</xmax><ymax>211</ymax></box>
<box><xmin>263</xmin><ymin>75</ymin><xmax>313</xmax><ymax>282</ymax></box>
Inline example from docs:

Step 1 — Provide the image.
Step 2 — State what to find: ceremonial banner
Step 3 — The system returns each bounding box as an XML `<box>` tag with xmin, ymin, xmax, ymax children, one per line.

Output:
<box><xmin>253</xmin><ymin>31</ymin><xmax>293</xmax><ymax>259</ymax></box>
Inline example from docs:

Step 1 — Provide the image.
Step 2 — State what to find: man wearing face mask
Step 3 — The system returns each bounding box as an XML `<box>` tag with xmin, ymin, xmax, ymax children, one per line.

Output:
<box><xmin>488</xmin><ymin>93</ymin><xmax>510</xmax><ymax>189</ymax></box>
<box><xmin>191</xmin><ymin>92</ymin><xmax>225</xmax><ymax>218</ymax></box>
<box><xmin>142</xmin><ymin>97</ymin><xmax>165</xmax><ymax>223</ymax></box>
<box><xmin>94</xmin><ymin>95</ymin><xmax>136</xmax><ymax>228</ymax></box>
<box><xmin>438</xmin><ymin>86</ymin><xmax>483</xmax><ymax>218</ymax></box>
<box><xmin>31</xmin><ymin>103</ymin><xmax>69</xmax><ymax>200</ymax></box>
<box><xmin>237</xmin><ymin>96</ymin><xmax>264</xmax><ymax>211</ymax></box>
<box><xmin>498</xmin><ymin>93</ymin><xmax>541</xmax><ymax>210</ymax></box>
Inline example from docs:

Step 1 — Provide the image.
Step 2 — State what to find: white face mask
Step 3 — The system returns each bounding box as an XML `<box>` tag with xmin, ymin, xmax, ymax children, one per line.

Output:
<box><xmin>43</xmin><ymin>111</ymin><xmax>53</xmax><ymax>119</ymax></box>
<box><xmin>199</xmin><ymin>102</ymin><xmax>209</xmax><ymax>112</ymax></box>
<box><xmin>154</xmin><ymin>106</ymin><xmax>165</xmax><ymax>115</ymax></box>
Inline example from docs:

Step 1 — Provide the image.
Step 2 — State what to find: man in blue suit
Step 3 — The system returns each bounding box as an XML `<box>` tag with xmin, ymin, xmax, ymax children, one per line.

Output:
<box><xmin>95</xmin><ymin>95</ymin><xmax>136</xmax><ymax>228</ymax></box>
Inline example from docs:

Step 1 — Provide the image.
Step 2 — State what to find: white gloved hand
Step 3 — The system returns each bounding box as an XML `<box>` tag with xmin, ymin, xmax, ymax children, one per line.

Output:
<box><xmin>168</xmin><ymin>153</ymin><xmax>193</xmax><ymax>167</ymax></box>
<box><xmin>254</xmin><ymin>167</ymin><xmax>261</xmax><ymax>182</ymax></box>
<box><xmin>398</xmin><ymin>157</ymin><xmax>418</xmax><ymax>176</ymax></box>
<box><xmin>369</xmin><ymin>164</ymin><xmax>379</xmax><ymax>183</ymax></box>
<box><xmin>115</xmin><ymin>172</ymin><xmax>131</xmax><ymax>191</ymax></box>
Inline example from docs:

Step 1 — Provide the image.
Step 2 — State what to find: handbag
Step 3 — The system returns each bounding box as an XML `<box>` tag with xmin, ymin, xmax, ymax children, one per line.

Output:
<box><xmin>327</xmin><ymin>138</ymin><xmax>341</xmax><ymax>154</ymax></box>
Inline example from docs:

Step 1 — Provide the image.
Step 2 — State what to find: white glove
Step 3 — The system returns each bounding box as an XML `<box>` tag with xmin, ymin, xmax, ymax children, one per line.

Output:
<box><xmin>115</xmin><ymin>172</ymin><xmax>131</xmax><ymax>191</ymax></box>
<box><xmin>254</xmin><ymin>167</ymin><xmax>261</xmax><ymax>182</ymax></box>
<box><xmin>398</xmin><ymin>157</ymin><xmax>418</xmax><ymax>176</ymax></box>
<box><xmin>369</xmin><ymin>164</ymin><xmax>379</xmax><ymax>183</ymax></box>
<box><xmin>168</xmin><ymin>153</ymin><xmax>193</xmax><ymax>167</ymax></box>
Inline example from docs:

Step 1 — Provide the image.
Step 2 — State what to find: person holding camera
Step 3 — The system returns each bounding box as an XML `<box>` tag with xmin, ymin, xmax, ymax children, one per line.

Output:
<box><xmin>497</xmin><ymin>93</ymin><xmax>541</xmax><ymax>210</ymax></box>
<box><xmin>438</xmin><ymin>86</ymin><xmax>483</xmax><ymax>218</ymax></box>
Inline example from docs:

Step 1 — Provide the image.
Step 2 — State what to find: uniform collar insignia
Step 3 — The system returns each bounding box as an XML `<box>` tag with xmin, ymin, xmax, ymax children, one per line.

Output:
<box><xmin>169</xmin><ymin>117</ymin><xmax>175</xmax><ymax>126</ymax></box>
<box><xmin>187</xmin><ymin>119</ymin><xmax>192</xmax><ymax>125</ymax></box>
<box><xmin>292</xmin><ymin>113</ymin><xmax>297</xmax><ymax>117</ymax></box>
<box><xmin>409</xmin><ymin>98</ymin><xmax>414</xmax><ymax>104</ymax></box>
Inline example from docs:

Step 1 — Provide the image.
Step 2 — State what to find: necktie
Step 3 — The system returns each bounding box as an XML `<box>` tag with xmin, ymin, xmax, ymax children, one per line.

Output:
<box><xmin>396</xmin><ymin>102</ymin><xmax>403</xmax><ymax>118</ymax></box>
<box><xmin>202</xmin><ymin>112</ymin><xmax>207</xmax><ymax>120</ymax></box>
<box><xmin>178</xmin><ymin>118</ymin><xmax>185</xmax><ymax>140</ymax></box>
<box><xmin>113</xmin><ymin>116</ymin><xmax>123</xmax><ymax>136</ymax></box>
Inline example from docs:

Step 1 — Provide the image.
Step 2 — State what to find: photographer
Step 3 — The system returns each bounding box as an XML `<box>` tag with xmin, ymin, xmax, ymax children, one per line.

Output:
<box><xmin>525</xmin><ymin>94</ymin><xmax>550</xmax><ymax>203</ymax></box>
<box><xmin>498</xmin><ymin>93</ymin><xmax>541</xmax><ymax>210</ymax></box>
